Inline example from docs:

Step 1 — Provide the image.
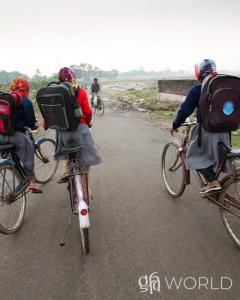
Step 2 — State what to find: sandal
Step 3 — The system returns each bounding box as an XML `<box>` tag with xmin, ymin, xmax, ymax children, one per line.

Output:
<box><xmin>57</xmin><ymin>173</ymin><xmax>69</xmax><ymax>184</ymax></box>
<box><xmin>28</xmin><ymin>182</ymin><xmax>43</xmax><ymax>193</ymax></box>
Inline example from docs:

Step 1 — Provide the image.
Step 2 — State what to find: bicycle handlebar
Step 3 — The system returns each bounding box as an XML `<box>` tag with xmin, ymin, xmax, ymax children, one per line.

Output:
<box><xmin>180</xmin><ymin>121</ymin><xmax>197</xmax><ymax>127</ymax></box>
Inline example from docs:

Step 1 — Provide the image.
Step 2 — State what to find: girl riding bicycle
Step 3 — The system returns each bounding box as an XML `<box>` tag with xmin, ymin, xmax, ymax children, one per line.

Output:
<box><xmin>43</xmin><ymin>67</ymin><xmax>102</xmax><ymax>198</ymax></box>
<box><xmin>1</xmin><ymin>77</ymin><xmax>42</xmax><ymax>194</ymax></box>
<box><xmin>171</xmin><ymin>59</ymin><xmax>231</xmax><ymax>195</ymax></box>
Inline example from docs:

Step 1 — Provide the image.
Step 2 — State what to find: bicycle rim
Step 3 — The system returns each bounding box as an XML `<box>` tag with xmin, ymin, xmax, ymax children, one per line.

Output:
<box><xmin>220</xmin><ymin>177</ymin><xmax>240</xmax><ymax>248</ymax></box>
<box><xmin>0</xmin><ymin>165</ymin><xmax>26</xmax><ymax>234</ymax></box>
<box><xmin>35</xmin><ymin>139</ymin><xmax>59</xmax><ymax>183</ymax></box>
<box><xmin>162</xmin><ymin>142</ymin><xmax>186</xmax><ymax>198</ymax></box>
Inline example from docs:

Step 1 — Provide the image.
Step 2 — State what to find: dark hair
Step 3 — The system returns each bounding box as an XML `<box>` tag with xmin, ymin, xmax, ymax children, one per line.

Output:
<box><xmin>94</xmin><ymin>78</ymin><xmax>98</xmax><ymax>81</ymax></box>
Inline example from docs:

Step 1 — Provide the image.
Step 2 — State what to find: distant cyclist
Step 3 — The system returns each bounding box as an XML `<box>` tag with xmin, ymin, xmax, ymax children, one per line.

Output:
<box><xmin>90</xmin><ymin>78</ymin><xmax>100</xmax><ymax>107</ymax></box>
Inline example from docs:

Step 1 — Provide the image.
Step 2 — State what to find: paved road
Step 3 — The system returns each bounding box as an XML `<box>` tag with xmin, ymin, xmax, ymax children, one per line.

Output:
<box><xmin>0</xmin><ymin>106</ymin><xmax>240</xmax><ymax>300</ymax></box>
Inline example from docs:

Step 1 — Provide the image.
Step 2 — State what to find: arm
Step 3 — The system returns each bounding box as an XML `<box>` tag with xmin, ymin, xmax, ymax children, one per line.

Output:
<box><xmin>172</xmin><ymin>85</ymin><xmax>201</xmax><ymax>129</ymax></box>
<box><xmin>78</xmin><ymin>89</ymin><xmax>92</xmax><ymax>127</ymax></box>
<box><xmin>22</xmin><ymin>98</ymin><xmax>38</xmax><ymax>130</ymax></box>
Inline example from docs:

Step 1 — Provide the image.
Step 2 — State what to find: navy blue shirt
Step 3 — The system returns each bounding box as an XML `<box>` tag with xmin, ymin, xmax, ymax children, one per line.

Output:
<box><xmin>173</xmin><ymin>84</ymin><xmax>201</xmax><ymax>129</ymax></box>
<box><xmin>15</xmin><ymin>96</ymin><xmax>37</xmax><ymax>133</ymax></box>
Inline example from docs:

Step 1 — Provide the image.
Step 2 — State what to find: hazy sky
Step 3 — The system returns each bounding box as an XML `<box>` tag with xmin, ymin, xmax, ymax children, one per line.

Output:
<box><xmin>0</xmin><ymin>0</ymin><xmax>239</xmax><ymax>75</ymax></box>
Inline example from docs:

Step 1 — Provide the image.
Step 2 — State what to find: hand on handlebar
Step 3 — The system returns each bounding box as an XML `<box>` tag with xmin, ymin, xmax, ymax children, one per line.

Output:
<box><xmin>170</xmin><ymin>127</ymin><xmax>178</xmax><ymax>136</ymax></box>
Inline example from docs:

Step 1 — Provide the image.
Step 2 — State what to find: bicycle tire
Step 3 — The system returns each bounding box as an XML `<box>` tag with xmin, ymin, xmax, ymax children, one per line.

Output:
<box><xmin>94</xmin><ymin>100</ymin><xmax>105</xmax><ymax>116</ymax></box>
<box><xmin>162</xmin><ymin>142</ymin><xmax>186</xmax><ymax>198</ymax></box>
<box><xmin>80</xmin><ymin>228</ymin><xmax>89</xmax><ymax>254</ymax></box>
<box><xmin>35</xmin><ymin>138</ymin><xmax>59</xmax><ymax>183</ymax></box>
<box><xmin>0</xmin><ymin>164</ymin><xmax>26</xmax><ymax>234</ymax></box>
<box><xmin>71</xmin><ymin>170</ymin><xmax>90</xmax><ymax>255</ymax></box>
<box><xmin>220</xmin><ymin>177</ymin><xmax>240</xmax><ymax>248</ymax></box>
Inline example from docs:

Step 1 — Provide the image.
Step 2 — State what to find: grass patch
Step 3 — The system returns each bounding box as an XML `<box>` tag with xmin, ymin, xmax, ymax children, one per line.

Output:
<box><xmin>232</xmin><ymin>131</ymin><xmax>240</xmax><ymax>148</ymax></box>
<box><xmin>151</xmin><ymin>110</ymin><xmax>175</xmax><ymax>120</ymax></box>
<box><xmin>129</xmin><ymin>86</ymin><xmax>181</xmax><ymax>111</ymax></box>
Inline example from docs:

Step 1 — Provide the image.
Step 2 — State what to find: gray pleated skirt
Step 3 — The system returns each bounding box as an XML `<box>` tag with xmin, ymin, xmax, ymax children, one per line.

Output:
<box><xmin>187</xmin><ymin>124</ymin><xmax>231</xmax><ymax>173</ymax></box>
<box><xmin>0</xmin><ymin>132</ymin><xmax>35</xmax><ymax>179</ymax></box>
<box><xmin>54</xmin><ymin>124</ymin><xmax>102</xmax><ymax>167</ymax></box>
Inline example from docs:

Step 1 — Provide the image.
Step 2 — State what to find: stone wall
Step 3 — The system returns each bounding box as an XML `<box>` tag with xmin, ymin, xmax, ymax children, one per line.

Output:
<box><xmin>158</xmin><ymin>79</ymin><xmax>197</xmax><ymax>96</ymax></box>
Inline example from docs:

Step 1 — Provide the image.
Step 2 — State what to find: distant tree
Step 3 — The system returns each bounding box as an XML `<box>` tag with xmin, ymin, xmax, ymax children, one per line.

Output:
<box><xmin>0</xmin><ymin>70</ymin><xmax>29</xmax><ymax>84</ymax></box>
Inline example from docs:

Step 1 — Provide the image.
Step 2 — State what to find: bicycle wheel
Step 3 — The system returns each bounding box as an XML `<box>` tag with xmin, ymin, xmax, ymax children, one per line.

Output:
<box><xmin>34</xmin><ymin>139</ymin><xmax>59</xmax><ymax>183</ymax></box>
<box><xmin>0</xmin><ymin>164</ymin><xmax>26</xmax><ymax>234</ymax></box>
<box><xmin>95</xmin><ymin>100</ymin><xmax>105</xmax><ymax>116</ymax></box>
<box><xmin>80</xmin><ymin>228</ymin><xmax>89</xmax><ymax>254</ymax></box>
<box><xmin>77</xmin><ymin>173</ymin><xmax>90</xmax><ymax>255</ymax></box>
<box><xmin>220</xmin><ymin>177</ymin><xmax>240</xmax><ymax>248</ymax></box>
<box><xmin>162</xmin><ymin>142</ymin><xmax>186</xmax><ymax>197</ymax></box>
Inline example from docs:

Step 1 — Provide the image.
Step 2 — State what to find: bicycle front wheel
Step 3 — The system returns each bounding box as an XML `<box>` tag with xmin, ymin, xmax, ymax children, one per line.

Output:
<box><xmin>95</xmin><ymin>100</ymin><xmax>105</xmax><ymax>116</ymax></box>
<box><xmin>35</xmin><ymin>139</ymin><xmax>59</xmax><ymax>183</ymax></box>
<box><xmin>0</xmin><ymin>164</ymin><xmax>26</xmax><ymax>234</ymax></box>
<box><xmin>162</xmin><ymin>142</ymin><xmax>186</xmax><ymax>198</ymax></box>
<box><xmin>220</xmin><ymin>177</ymin><xmax>240</xmax><ymax>248</ymax></box>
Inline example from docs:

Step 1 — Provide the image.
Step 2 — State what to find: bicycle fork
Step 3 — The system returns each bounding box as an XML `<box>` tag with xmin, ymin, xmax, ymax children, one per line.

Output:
<box><xmin>74</xmin><ymin>173</ymin><xmax>90</xmax><ymax>229</ymax></box>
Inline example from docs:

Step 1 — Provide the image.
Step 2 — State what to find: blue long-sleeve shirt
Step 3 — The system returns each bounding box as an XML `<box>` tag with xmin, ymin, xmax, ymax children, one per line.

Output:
<box><xmin>173</xmin><ymin>84</ymin><xmax>202</xmax><ymax>129</ymax></box>
<box><xmin>15</xmin><ymin>96</ymin><xmax>37</xmax><ymax>133</ymax></box>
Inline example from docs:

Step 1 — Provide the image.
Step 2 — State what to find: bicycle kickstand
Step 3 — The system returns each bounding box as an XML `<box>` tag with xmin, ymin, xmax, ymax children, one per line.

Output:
<box><xmin>60</xmin><ymin>213</ymin><xmax>74</xmax><ymax>247</ymax></box>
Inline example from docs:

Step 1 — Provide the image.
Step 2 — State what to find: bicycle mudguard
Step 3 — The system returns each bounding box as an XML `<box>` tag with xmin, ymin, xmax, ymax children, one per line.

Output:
<box><xmin>78</xmin><ymin>201</ymin><xmax>90</xmax><ymax>228</ymax></box>
<box><xmin>34</xmin><ymin>136</ymin><xmax>47</xmax><ymax>146</ymax></box>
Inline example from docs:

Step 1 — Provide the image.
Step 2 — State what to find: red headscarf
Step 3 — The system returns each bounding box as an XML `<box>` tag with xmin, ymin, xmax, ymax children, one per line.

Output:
<box><xmin>10</xmin><ymin>77</ymin><xmax>30</xmax><ymax>97</ymax></box>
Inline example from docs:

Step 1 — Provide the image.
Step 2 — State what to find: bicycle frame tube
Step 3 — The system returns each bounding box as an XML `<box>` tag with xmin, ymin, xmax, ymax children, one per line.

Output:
<box><xmin>178</xmin><ymin>148</ymin><xmax>190</xmax><ymax>185</ymax></box>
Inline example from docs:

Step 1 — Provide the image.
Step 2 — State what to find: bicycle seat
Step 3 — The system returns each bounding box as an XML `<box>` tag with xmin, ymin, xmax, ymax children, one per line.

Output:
<box><xmin>0</xmin><ymin>144</ymin><xmax>15</xmax><ymax>152</ymax></box>
<box><xmin>61</xmin><ymin>144</ymin><xmax>84</xmax><ymax>154</ymax></box>
<box><xmin>218</xmin><ymin>142</ymin><xmax>240</xmax><ymax>159</ymax></box>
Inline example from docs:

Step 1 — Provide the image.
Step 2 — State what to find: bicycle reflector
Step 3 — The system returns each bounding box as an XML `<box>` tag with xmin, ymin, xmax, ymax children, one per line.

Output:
<box><xmin>80</xmin><ymin>209</ymin><xmax>88</xmax><ymax>216</ymax></box>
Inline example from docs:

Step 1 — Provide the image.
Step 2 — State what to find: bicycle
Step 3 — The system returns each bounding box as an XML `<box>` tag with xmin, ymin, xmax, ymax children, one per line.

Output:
<box><xmin>59</xmin><ymin>145</ymin><xmax>90</xmax><ymax>255</ymax></box>
<box><xmin>93</xmin><ymin>93</ymin><xmax>105</xmax><ymax>116</ymax></box>
<box><xmin>162</xmin><ymin>121</ymin><xmax>240</xmax><ymax>248</ymax></box>
<box><xmin>0</xmin><ymin>128</ymin><xmax>58</xmax><ymax>234</ymax></box>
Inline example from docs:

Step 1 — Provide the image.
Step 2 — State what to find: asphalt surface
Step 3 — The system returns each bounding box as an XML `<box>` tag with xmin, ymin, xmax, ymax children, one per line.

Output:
<box><xmin>0</xmin><ymin>106</ymin><xmax>240</xmax><ymax>300</ymax></box>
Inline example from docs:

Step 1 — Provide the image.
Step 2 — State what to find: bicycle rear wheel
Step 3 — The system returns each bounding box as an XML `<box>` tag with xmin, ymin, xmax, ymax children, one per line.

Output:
<box><xmin>80</xmin><ymin>228</ymin><xmax>89</xmax><ymax>254</ymax></box>
<box><xmin>162</xmin><ymin>142</ymin><xmax>186</xmax><ymax>197</ymax></box>
<box><xmin>79</xmin><ymin>174</ymin><xmax>90</xmax><ymax>255</ymax></box>
<box><xmin>220</xmin><ymin>177</ymin><xmax>240</xmax><ymax>248</ymax></box>
<box><xmin>35</xmin><ymin>138</ymin><xmax>59</xmax><ymax>183</ymax></box>
<box><xmin>94</xmin><ymin>100</ymin><xmax>105</xmax><ymax>116</ymax></box>
<box><xmin>71</xmin><ymin>170</ymin><xmax>90</xmax><ymax>255</ymax></box>
<box><xmin>0</xmin><ymin>164</ymin><xmax>26</xmax><ymax>234</ymax></box>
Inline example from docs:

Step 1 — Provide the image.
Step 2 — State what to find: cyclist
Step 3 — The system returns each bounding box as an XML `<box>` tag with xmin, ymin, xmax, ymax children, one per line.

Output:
<box><xmin>90</xmin><ymin>78</ymin><xmax>100</xmax><ymax>107</ymax></box>
<box><xmin>44</xmin><ymin>68</ymin><xmax>102</xmax><ymax>198</ymax></box>
<box><xmin>171</xmin><ymin>59</ymin><xmax>231</xmax><ymax>195</ymax></box>
<box><xmin>1</xmin><ymin>77</ymin><xmax>42</xmax><ymax>195</ymax></box>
